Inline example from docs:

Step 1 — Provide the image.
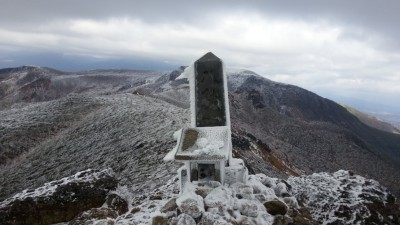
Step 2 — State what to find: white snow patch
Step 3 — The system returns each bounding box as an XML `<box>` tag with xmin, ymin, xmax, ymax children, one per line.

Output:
<box><xmin>163</xmin><ymin>129</ymin><xmax>183</xmax><ymax>161</ymax></box>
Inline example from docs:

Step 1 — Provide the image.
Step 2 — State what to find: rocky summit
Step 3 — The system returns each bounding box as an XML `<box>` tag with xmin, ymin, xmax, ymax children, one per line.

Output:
<box><xmin>0</xmin><ymin>66</ymin><xmax>400</xmax><ymax>224</ymax></box>
<box><xmin>1</xmin><ymin>168</ymin><xmax>399</xmax><ymax>224</ymax></box>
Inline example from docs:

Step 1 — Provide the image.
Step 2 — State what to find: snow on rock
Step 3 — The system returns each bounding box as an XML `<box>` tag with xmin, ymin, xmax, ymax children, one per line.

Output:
<box><xmin>287</xmin><ymin>170</ymin><xmax>400</xmax><ymax>225</ymax></box>
<box><xmin>0</xmin><ymin>169</ymin><xmax>118</xmax><ymax>225</ymax></box>
<box><xmin>103</xmin><ymin>172</ymin><xmax>302</xmax><ymax>224</ymax></box>
<box><xmin>204</xmin><ymin>186</ymin><xmax>232</xmax><ymax>208</ymax></box>
<box><xmin>3</xmin><ymin>168</ymin><xmax>397</xmax><ymax>224</ymax></box>
<box><xmin>176</xmin><ymin>182</ymin><xmax>205</xmax><ymax>219</ymax></box>
<box><xmin>0</xmin><ymin>168</ymin><xmax>116</xmax><ymax>207</ymax></box>
<box><xmin>274</xmin><ymin>182</ymin><xmax>290</xmax><ymax>197</ymax></box>
<box><xmin>177</xmin><ymin>213</ymin><xmax>196</xmax><ymax>225</ymax></box>
<box><xmin>163</xmin><ymin>129</ymin><xmax>183</xmax><ymax>161</ymax></box>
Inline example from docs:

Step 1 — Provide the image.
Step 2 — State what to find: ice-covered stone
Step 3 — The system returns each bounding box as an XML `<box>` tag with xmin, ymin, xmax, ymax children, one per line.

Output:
<box><xmin>161</xmin><ymin>197</ymin><xmax>177</xmax><ymax>213</ymax></box>
<box><xmin>0</xmin><ymin>169</ymin><xmax>117</xmax><ymax>225</ymax></box>
<box><xmin>178</xmin><ymin>198</ymin><xmax>203</xmax><ymax>219</ymax></box>
<box><xmin>176</xmin><ymin>213</ymin><xmax>196</xmax><ymax>225</ymax></box>
<box><xmin>238</xmin><ymin>199</ymin><xmax>259</xmax><ymax>217</ymax></box>
<box><xmin>198</xmin><ymin>212</ymin><xmax>225</xmax><ymax>225</ymax></box>
<box><xmin>274</xmin><ymin>182</ymin><xmax>289</xmax><ymax>197</ymax></box>
<box><xmin>283</xmin><ymin>196</ymin><xmax>299</xmax><ymax>209</ymax></box>
<box><xmin>204</xmin><ymin>186</ymin><xmax>232</xmax><ymax>208</ymax></box>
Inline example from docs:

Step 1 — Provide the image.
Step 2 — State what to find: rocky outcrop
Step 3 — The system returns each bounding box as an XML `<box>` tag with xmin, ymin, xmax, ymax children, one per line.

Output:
<box><xmin>105</xmin><ymin>193</ymin><xmax>129</xmax><ymax>215</ymax></box>
<box><xmin>69</xmin><ymin>208</ymin><xmax>118</xmax><ymax>225</ymax></box>
<box><xmin>178</xmin><ymin>198</ymin><xmax>204</xmax><ymax>219</ymax></box>
<box><xmin>161</xmin><ymin>197</ymin><xmax>178</xmax><ymax>213</ymax></box>
<box><xmin>0</xmin><ymin>169</ymin><xmax>117</xmax><ymax>225</ymax></box>
<box><xmin>2</xmin><ymin>168</ymin><xmax>398</xmax><ymax>225</ymax></box>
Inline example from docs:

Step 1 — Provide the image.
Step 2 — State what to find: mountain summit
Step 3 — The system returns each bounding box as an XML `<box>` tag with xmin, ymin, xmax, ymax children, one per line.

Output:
<box><xmin>0</xmin><ymin>65</ymin><xmax>400</xmax><ymax>224</ymax></box>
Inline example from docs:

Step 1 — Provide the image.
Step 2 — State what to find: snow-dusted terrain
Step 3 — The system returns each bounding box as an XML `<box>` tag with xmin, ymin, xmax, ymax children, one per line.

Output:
<box><xmin>1</xmin><ymin>65</ymin><xmax>400</xmax><ymax>224</ymax></box>
<box><xmin>1</xmin><ymin>168</ymin><xmax>398</xmax><ymax>224</ymax></box>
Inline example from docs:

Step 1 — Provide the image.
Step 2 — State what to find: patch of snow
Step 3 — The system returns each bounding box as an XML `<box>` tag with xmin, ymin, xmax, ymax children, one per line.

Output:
<box><xmin>163</xmin><ymin>129</ymin><xmax>183</xmax><ymax>161</ymax></box>
<box><xmin>176</xmin><ymin>63</ymin><xmax>194</xmax><ymax>80</ymax></box>
<box><xmin>175</xmin><ymin>126</ymin><xmax>230</xmax><ymax>158</ymax></box>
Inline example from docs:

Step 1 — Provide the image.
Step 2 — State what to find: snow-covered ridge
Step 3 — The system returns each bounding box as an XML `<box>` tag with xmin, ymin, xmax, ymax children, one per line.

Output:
<box><xmin>288</xmin><ymin>170</ymin><xmax>398</xmax><ymax>225</ymax></box>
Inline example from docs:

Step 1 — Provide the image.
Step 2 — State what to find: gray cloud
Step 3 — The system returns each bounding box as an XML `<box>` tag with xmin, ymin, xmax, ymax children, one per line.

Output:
<box><xmin>1</xmin><ymin>0</ymin><xmax>399</xmax><ymax>112</ymax></box>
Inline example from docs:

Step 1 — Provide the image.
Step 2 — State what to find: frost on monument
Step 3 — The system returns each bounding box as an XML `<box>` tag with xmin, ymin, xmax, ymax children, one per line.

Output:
<box><xmin>164</xmin><ymin>52</ymin><xmax>248</xmax><ymax>192</ymax></box>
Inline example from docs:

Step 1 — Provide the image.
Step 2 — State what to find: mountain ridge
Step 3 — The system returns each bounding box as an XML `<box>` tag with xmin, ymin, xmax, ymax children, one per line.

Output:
<box><xmin>0</xmin><ymin>65</ymin><xmax>399</xmax><ymax>203</ymax></box>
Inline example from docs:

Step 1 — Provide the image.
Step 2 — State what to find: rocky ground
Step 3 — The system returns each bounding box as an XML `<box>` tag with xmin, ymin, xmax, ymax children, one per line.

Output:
<box><xmin>1</xmin><ymin>168</ymin><xmax>399</xmax><ymax>225</ymax></box>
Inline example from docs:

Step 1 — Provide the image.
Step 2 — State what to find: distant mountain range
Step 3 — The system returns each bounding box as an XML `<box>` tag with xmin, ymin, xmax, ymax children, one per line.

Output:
<box><xmin>340</xmin><ymin>104</ymin><xmax>400</xmax><ymax>134</ymax></box>
<box><xmin>0</xmin><ymin>65</ymin><xmax>399</xmax><ymax>204</ymax></box>
<box><xmin>328</xmin><ymin>95</ymin><xmax>400</xmax><ymax>127</ymax></box>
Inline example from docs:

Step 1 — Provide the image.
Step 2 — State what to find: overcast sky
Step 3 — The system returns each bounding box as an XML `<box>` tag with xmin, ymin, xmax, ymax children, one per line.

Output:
<box><xmin>1</xmin><ymin>0</ymin><xmax>399</xmax><ymax>112</ymax></box>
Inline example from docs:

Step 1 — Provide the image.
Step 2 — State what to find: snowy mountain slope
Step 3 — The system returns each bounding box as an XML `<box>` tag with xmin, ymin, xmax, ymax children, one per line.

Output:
<box><xmin>0</xmin><ymin>93</ymin><xmax>187</xmax><ymax>200</ymax></box>
<box><xmin>0</xmin><ymin>65</ymin><xmax>399</xmax><ymax>205</ymax></box>
<box><xmin>0</xmin><ymin>66</ymin><xmax>165</xmax><ymax>109</ymax></box>
<box><xmin>226</xmin><ymin>73</ymin><xmax>400</xmax><ymax>198</ymax></box>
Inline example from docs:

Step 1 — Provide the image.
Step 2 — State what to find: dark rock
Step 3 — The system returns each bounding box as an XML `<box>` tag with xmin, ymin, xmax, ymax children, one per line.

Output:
<box><xmin>131</xmin><ymin>207</ymin><xmax>141</xmax><ymax>214</ymax></box>
<box><xmin>69</xmin><ymin>208</ymin><xmax>118</xmax><ymax>225</ymax></box>
<box><xmin>105</xmin><ymin>193</ymin><xmax>129</xmax><ymax>215</ymax></box>
<box><xmin>161</xmin><ymin>197</ymin><xmax>177</xmax><ymax>213</ymax></box>
<box><xmin>273</xmin><ymin>215</ymin><xmax>293</xmax><ymax>225</ymax></box>
<box><xmin>364</xmin><ymin>198</ymin><xmax>400</xmax><ymax>225</ymax></box>
<box><xmin>182</xmin><ymin>129</ymin><xmax>198</xmax><ymax>150</ymax></box>
<box><xmin>247</xmin><ymin>89</ymin><xmax>265</xmax><ymax>109</ymax></box>
<box><xmin>264</xmin><ymin>200</ymin><xmax>288</xmax><ymax>216</ymax></box>
<box><xmin>195</xmin><ymin>186</ymin><xmax>212</xmax><ymax>198</ymax></box>
<box><xmin>288</xmin><ymin>208</ymin><xmax>318</xmax><ymax>225</ymax></box>
<box><xmin>149</xmin><ymin>195</ymin><xmax>163</xmax><ymax>200</ymax></box>
<box><xmin>152</xmin><ymin>215</ymin><xmax>168</xmax><ymax>225</ymax></box>
<box><xmin>0</xmin><ymin>169</ymin><xmax>117</xmax><ymax>225</ymax></box>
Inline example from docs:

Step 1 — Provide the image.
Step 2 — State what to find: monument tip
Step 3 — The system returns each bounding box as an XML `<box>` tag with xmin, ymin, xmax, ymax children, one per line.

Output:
<box><xmin>197</xmin><ymin>52</ymin><xmax>221</xmax><ymax>62</ymax></box>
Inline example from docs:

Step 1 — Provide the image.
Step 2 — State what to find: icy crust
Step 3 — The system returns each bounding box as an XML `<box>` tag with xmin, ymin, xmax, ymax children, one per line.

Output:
<box><xmin>287</xmin><ymin>170</ymin><xmax>393</xmax><ymax>225</ymax></box>
<box><xmin>113</xmin><ymin>176</ymin><xmax>180</xmax><ymax>225</ymax></box>
<box><xmin>165</xmin><ymin>127</ymin><xmax>230</xmax><ymax>161</ymax></box>
<box><xmin>104</xmin><ymin>173</ymin><xmax>301</xmax><ymax>224</ymax></box>
<box><xmin>163</xmin><ymin>129</ymin><xmax>183</xmax><ymax>161</ymax></box>
<box><xmin>0</xmin><ymin>168</ymin><xmax>115</xmax><ymax>207</ymax></box>
<box><xmin>178</xmin><ymin>127</ymin><xmax>229</xmax><ymax>158</ymax></box>
<box><xmin>5</xmin><ymin>168</ymin><xmax>396</xmax><ymax>224</ymax></box>
<box><xmin>226</xmin><ymin>69</ymin><xmax>260</xmax><ymax>90</ymax></box>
